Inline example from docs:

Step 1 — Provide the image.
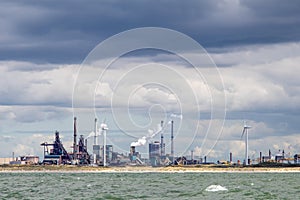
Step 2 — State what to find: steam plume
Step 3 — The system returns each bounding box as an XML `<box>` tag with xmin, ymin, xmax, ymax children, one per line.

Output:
<box><xmin>130</xmin><ymin>124</ymin><xmax>162</xmax><ymax>147</ymax></box>
<box><xmin>86</xmin><ymin>128</ymin><xmax>101</xmax><ymax>139</ymax></box>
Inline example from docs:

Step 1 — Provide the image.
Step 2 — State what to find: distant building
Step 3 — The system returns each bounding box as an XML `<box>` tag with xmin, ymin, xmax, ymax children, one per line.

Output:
<box><xmin>123</xmin><ymin>146</ymin><xmax>143</xmax><ymax>165</ymax></box>
<box><xmin>98</xmin><ymin>144</ymin><xmax>115</xmax><ymax>165</ymax></box>
<box><xmin>149</xmin><ymin>141</ymin><xmax>160</xmax><ymax>166</ymax></box>
<box><xmin>0</xmin><ymin>158</ymin><xmax>14</xmax><ymax>165</ymax></box>
<box><xmin>294</xmin><ymin>154</ymin><xmax>300</xmax><ymax>164</ymax></box>
<box><xmin>106</xmin><ymin>145</ymin><xmax>113</xmax><ymax>163</ymax></box>
<box><xmin>275</xmin><ymin>150</ymin><xmax>285</xmax><ymax>163</ymax></box>
<box><xmin>93</xmin><ymin>144</ymin><xmax>100</xmax><ymax>163</ymax></box>
<box><xmin>41</xmin><ymin>131</ymin><xmax>72</xmax><ymax>164</ymax></box>
<box><xmin>10</xmin><ymin>155</ymin><xmax>39</xmax><ymax>165</ymax></box>
<box><xmin>262</xmin><ymin>149</ymin><xmax>272</xmax><ymax>162</ymax></box>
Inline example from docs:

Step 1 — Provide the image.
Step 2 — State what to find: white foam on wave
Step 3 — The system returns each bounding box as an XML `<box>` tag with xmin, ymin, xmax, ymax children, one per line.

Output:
<box><xmin>205</xmin><ymin>185</ymin><xmax>228</xmax><ymax>192</ymax></box>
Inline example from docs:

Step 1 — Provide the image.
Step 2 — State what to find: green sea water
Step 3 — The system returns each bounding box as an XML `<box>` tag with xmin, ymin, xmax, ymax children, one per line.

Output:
<box><xmin>0</xmin><ymin>172</ymin><xmax>299</xmax><ymax>199</ymax></box>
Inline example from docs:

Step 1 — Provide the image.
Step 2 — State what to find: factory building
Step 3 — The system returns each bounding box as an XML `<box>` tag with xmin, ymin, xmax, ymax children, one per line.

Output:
<box><xmin>275</xmin><ymin>150</ymin><xmax>285</xmax><ymax>163</ymax></box>
<box><xmin>294</xmin><ymin>154</ymin><xmax>300</xmax><ymax>164</ymax></box>
<box><xmin>106</xmin><ymin>145</ymin><xmax>113</xmax><ymax>163</ymax></box>
<box><xmin>146</xmin><ymin>120</ymin><xmax>175</xmax><ymax>166</ymax></box>
<box><xmin>0</xmin><ymin>154</ymin><xmax>39</xmax><ymax>165</ymax></box>
<box><xmin>93</xmin><ymin>144</ymin><xmax>101</xmax><ymax>164</ymax></box>
<box><xmin>99</xmin><ymin>144</ymin><xmax>114</xmax><ymax>164</ymax></box>
<box><xmin>92</xmin><ymin>144</ymin><xmax>116</xmax><ymax>165</ymax></box>
<box><xmin>145</xmin><ymin>120</ymin><xmax>176</xmax><ymax>166</ymax></box>
<box><xmin>40</xmin><ymin>117</ymin><xmax>90</xmax><ymax>165</ymax></box>
<box><xmin>10</xmin><ymin>155</ymin><xmax>39</xmax><ymax>165</ymax></box>
<box><xmin>0</xmin><ymin>158</ymin><xmax>14</xmax><ymax>165</ymax></box>
<box><xmin>149</xmin><ymin>141</ymin><xmax>161</xmax><ymax>166</ymax></box>
<box><xmin>73</xmin><ymin>135</ymin><xmax>90</xmax><ymax>164</ymax></box>
<box><xmin>39</xmin><ymin>117</ymin><xmax>123</xmax><ymax>166</ymax></box>
<box><xmin>129</xmin><ymin>146</ymin><xmax>143</xmax><ymax>165</ymax></box>
<box><xmin>262</xmin><ymin>149</ymin><xmax>272</xmax><ymax>163</ymax></box>
<box><xmin>41</xmin><ymin>131</ymin><xmax>71</xmax><ymax>165</ymax></box>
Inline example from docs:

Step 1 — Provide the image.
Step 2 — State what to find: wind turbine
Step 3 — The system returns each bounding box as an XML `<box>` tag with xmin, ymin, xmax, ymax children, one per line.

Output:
<box><xmin>241</xmin><ymin>121</ymin><xmax>251</xmax><ymax>165</ymax></box>
<box><xmin>100</xmin><ymin>121</ymin><xmax>108</xmax><ymax>167</ymax></box>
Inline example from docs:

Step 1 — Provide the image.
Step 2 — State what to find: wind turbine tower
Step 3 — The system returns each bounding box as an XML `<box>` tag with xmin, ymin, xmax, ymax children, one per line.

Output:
<box><xmin>241</xmin><ymin>121</ymin><xmax>251</xmax><ymax>165</ymax></box>
<box><xmin>93</xmin><ymin>118</ymin><xmax>98</xmax><ymax>165</ymax></box>
<box><xmin>101</xmin><ymin>122</ymin><xmax>108</xmax><ymax>166</ymax></box>
<box><xmin>160</xmin><ymin>120</ymin><xmax>165</xmax><ymax>157</ymax></box>
<box><xmin>171</xmin><ymin>120</ymin><xmax>174</xmax><ymax>162</ymax></box>
<box><xmin>94</xmin><ymin>118</ymin><xmax>98</xmax><ymax>145</ymax></box>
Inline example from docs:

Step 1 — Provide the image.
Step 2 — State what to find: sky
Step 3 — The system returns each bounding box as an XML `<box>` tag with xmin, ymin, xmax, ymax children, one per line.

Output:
<box><xmin>1</xmin><ymin>0</ymin><xmax>300</xmax><ymax>162</ymax></box>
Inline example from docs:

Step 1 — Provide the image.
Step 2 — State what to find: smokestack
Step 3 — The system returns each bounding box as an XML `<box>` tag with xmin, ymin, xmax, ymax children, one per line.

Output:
<box><xmin>73</xmin><ymin>117</ymin><xmax>77</xmax><ymax>157</ymax></box>
<box><xmin>282</xmin><ymin>149</ymin><xmax>285</xmax><ymax>158</ymax></box>
<box><xmin>130</xmin><ymin>146</ymin><xmax>136</xmax><ymax>155</ymax></box>
<box><xmin>269</xmin><ymin>149</ymin><xmax>271</xmax><ymax>158</ymax></box>
<box><xmin>171</xmin><ymin>120</ymin><xmax>174</xmax><ymax>159</ymax></box>
<box><xmin>85</xmin><ymin>139</ymin><xmax>88</xmax><ymax>152</ymax></box>
<box><xmin>102</xmin><ymin>123</ymin><xmax>108</xmax><ymax>167</ymax></box>
<box><xmin>204</xmin><ymin>156</ymin><xmax>207</xmax><ymax>163</ymax></box>
<box><xmin>259</xmin><ymin>152</ymin><xmax>262</xmax><ymax>163</ymax></box>
<box><xmin>229</xmin><ymin>152</ymin><xmax>232</xmax><ymax>163</ymax></box>
<box><xmin>160</xmin><ymin>120</ymin><xmax>165</xmax><ymax>156</ymax></box>
<box><xmin>94</xmin><ymin>118</ymin><xmax>97</xmax><ymax>145</ymax></box>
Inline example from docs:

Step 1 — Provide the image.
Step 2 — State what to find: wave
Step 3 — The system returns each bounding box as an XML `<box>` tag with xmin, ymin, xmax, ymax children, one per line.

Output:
<box><xmin>205</xmin><ymin>185</ymin><xmax>228</xmax><ymax>192</ymax></box>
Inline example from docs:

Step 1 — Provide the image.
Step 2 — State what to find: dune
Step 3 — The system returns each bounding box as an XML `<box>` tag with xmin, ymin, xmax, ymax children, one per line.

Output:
<box><xmin>1</xmin><ymin>164</ymin><xmax>300</xmax><ymax>173</ymax></box>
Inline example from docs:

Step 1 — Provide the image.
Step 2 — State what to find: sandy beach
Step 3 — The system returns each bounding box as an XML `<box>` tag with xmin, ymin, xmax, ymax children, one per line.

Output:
<box><xmin>1</xmin><ymin>165</ymin><xmax>300</xmax><ymax>173</ymax></box>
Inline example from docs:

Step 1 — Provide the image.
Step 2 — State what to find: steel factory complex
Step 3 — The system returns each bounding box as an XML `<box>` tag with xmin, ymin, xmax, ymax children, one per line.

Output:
<box><xmin>1</xmin><ymin>117</ymin><xmax>300</xmax><ymax>167</ymax></box>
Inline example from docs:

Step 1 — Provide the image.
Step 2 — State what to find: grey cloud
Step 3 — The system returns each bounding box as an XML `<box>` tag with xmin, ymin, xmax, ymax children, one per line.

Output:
<box><xmin>0</xmin><ymin>62</ymin><xmax>75</xmax><ymax>107</ymax></box>
<box><xmin>1</xmin><ymin>1</ymin><xmax>300</xmax><ymax>159</ymax></box>
<box><xmin>1</xmin><ymin>61</ymin><xmax>59</xmax><ymax>72</ymax></box>
<box><xmin>1</xmin><ymin>0</ymin><xmax>300</xmax><ymax>63</ymax></box>
<box><xmin>241</xmin><ymin>0</ymin><xmax>300</xmax><ymax>17</ymax></box>
<box><xmin>0</xmin><ymin>106</ymin><xmax>71</xmax><ymax>123</ymax></box>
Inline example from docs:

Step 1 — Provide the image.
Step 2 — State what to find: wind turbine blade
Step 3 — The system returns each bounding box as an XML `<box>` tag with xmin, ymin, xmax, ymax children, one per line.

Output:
<box><xmin>241</xmin><ymin>128</ymin><xmax>245</xmax><ymax>139</ymax></box>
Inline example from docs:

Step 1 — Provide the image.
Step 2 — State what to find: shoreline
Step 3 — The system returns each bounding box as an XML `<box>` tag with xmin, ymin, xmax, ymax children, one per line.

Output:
<box><xmin>1</xmin><ymin>165</ymin><xmax>300</xmax><ymax>173</ymax></box>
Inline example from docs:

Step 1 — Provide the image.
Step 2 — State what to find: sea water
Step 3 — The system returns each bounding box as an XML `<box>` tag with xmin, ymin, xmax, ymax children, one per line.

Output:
<box><xmin>0</xmin><ymin>172</ymin><xmax>299</xmax><ymax>199</ymax></box>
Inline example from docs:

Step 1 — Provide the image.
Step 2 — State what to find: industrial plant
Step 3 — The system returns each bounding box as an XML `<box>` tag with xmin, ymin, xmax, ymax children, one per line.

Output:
<box><xmin>39</xmin><ymin>118</ymin><xmax>178</xmax><ymax>167</ymax></box>
<box><xmin>1</xmin><ymin>117</ymin><xmax>300</xmax><ymax>167</ymax></box>
<box><xmin>33</xmin><ymin>117</ymin><xmax>300</xmax><ymax>167</ymax></box>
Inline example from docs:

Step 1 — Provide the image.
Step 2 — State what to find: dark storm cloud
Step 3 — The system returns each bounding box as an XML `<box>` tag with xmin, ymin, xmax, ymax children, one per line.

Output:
<box><xmin>0</xmin><ymin>0</ymin><xmax>300</xmax><ymax>63</ymax></box>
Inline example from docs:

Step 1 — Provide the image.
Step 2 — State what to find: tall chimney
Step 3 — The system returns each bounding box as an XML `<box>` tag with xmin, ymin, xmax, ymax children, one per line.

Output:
<box><xmin>94</xmin><ymin>118</ymin><xmax>97</xmax><ymax>145</ymax></box>
<box><xmin>171</xmin><ymin>120</ymin><xmax>174</xmax><ymax>159</ymax></box>
<box><xmin>130</xmin><ymin>146</ymin><xmax>136</xmax><ymax>155</ymax></box>
<box><xmin>73</xmin><ymin>117</ymin><xmax>77</xmax><ymax>157</ymax></box>
<box><xmin>85</xmin><ymin>139</ymin><xmax>88</xmax><ymax>152</ymax></box>
<box><xmin>160</xmin><ymin>120</ymin><xmax>164</xmax><ymax>156</ymax></box>
<box><xmin>259</xmin><ymin>152</ymin><xmax>262</xmax><ymax>163</ymax></box>
<box><xmin>229</xmin><ymin>152</ymin><xmax>232</xmax><ymax>163</ymax></box>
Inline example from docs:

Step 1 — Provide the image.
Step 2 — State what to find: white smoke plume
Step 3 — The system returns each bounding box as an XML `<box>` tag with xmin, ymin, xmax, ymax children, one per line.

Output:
<box><xmin>130</xmin><ymin>124</ymin><xmax>162</xmax><ymax>147</ymax></box>
<box><xmin>167</xmin><ymin>113</ymin><xmax>183</xmax><ymax>125</ymax></box>
<box><xmin>130</xmin><ymin>136</ymin><xmax>147</xmax><ymax>147</ymax></box>
<box><xmin>170</xmin><ymin>113</ymin><xmax>183</xmax><ymax>119</ymax></box>
<box><xmin>86</xmin><ymin>128</ymin><xmax>102</xmax><ymax>139</ymax></box>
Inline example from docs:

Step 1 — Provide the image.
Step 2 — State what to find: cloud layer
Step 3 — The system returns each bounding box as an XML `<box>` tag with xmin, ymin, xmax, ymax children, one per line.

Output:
<box><xmin>1</xmin><ymin>41</ymin><xmax>300</xmax><ymax>160</ymax></box>
<box><xmin>0</xmin><ymin>1</ymin><xmax>300</xmax><ymax>161</ymax></box>
<box><xmin>1</xmin><ymin>0</ymin><xmax>300</xmax><ymax>63</ymax></box>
